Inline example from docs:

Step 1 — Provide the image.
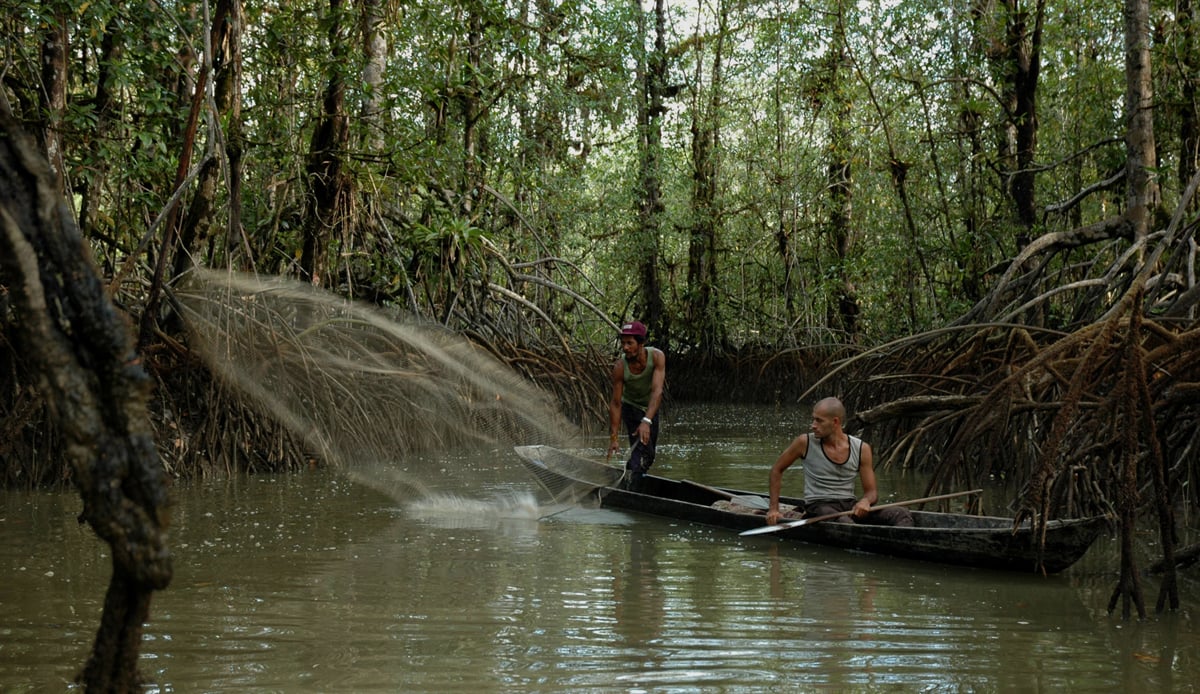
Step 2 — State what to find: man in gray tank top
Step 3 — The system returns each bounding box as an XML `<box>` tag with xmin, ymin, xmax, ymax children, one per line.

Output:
<box><xmin>765</xmin><ymin>397</ymin><xmax>913</xmax><ymax>527</ymax></box>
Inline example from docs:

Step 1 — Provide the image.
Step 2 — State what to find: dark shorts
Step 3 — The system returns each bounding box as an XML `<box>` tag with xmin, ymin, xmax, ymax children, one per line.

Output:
<box><xmin>620</xmin><ymin>402</ymin><xmax>659</xmax><ymax>476</ymax></box>
<box><xmin>806</xmin><ymin>498</ymin><xmax>914</xmax><ymax>527</ymax></box>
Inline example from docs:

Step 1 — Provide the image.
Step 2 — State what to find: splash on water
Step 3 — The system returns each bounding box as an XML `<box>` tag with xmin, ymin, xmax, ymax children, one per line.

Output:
<box><xmin>401</xmin><ymin>490</ymin><xmax>585</xmax><ymax>530</ymax></box>
<box><xmin>405</xmin><ymin>491</ymin><xmax>544</xmax><ymax>520</ymax></box>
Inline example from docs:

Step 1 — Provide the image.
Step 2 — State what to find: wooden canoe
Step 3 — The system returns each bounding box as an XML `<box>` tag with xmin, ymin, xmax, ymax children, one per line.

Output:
<box><xmin>514</xmin><ymin>445</ymin><xmax>1108</xmax><ymax>574</ymax></box>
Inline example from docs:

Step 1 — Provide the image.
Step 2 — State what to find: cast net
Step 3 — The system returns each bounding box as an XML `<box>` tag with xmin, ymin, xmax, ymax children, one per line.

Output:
<box><xmin>513</xmin><ymin>444</ymin><xmax>627</xmax><ymax>501</ymax></box>
<box><xmin>174</xmin><ymin>268</ymin><xmax>587</xmax><ymax>502</ymax></box>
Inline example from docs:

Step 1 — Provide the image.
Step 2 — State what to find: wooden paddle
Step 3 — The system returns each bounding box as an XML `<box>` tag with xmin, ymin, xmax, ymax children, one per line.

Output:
<box><xmin>682</xmin><ymin>479</ymin><xmax>771</xmax><ymax>511</ymax></box>
<box><xmin>739</xmin><ymin>489</ymin><xmax>984</xmax><ymax>536</ymax></box>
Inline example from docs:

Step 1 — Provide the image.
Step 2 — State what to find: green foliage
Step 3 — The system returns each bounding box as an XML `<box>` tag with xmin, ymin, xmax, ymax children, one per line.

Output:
<box><xmin>0</xmin><ymin>0</ymin><xmax>1175</xmax><ymax>351</ymax></box>
<box><xmin>411</xmin><ymin>217</ymin><xmax>486</xmax><ymax>261</ymax></box>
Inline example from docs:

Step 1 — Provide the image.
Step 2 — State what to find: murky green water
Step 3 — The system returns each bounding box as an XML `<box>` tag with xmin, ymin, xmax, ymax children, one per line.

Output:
<box><xmin>2</xmin><ymin>403</ymin><xmax>1197</xmax><ymax>692</ymax></box>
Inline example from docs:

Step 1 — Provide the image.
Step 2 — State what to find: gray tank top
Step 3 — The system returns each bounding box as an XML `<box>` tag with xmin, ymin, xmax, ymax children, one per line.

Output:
<box><xmin>803</xmin><ymin>435</ymin><xmax>862</xmax><ymax>502</ymax></box>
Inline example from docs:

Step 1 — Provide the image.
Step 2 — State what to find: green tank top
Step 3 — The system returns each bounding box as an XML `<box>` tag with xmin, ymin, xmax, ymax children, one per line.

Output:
<box><xmin>621</xmin><ymin>348</ymin><xmax>656</xmax><ymax>409</ymax></box>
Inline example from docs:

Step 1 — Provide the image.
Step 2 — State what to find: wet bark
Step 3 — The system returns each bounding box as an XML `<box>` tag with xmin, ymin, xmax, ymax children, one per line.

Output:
<box><xmin>0</xmin><ymin>95</ymin><xmax>172</xmax><ymax>691</ymax></box>
<box><xmin>214</xmin><ymin>0</ymin><xmax>247</xmax><ymax>268</ymax></box>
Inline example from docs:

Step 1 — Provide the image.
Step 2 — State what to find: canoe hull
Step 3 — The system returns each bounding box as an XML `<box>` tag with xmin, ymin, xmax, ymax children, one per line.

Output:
<box><xmin>515</xmin><ymin>445</ymin><xmax>1107</xmax><ymax>574</ymax></box>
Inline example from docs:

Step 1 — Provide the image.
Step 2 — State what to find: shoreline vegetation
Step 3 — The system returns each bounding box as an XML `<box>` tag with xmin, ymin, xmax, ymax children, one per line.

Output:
<box><xmin>1</xmin><ymin>343</ymin><xmax>831</xmax><ymax>487</ymax></box>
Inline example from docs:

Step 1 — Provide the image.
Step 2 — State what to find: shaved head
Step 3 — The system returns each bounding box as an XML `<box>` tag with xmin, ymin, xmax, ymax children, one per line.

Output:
<box><xmin>813</xmin><ymin>397</ymin><xmax>846</xmax><ymax>422</ymax></box>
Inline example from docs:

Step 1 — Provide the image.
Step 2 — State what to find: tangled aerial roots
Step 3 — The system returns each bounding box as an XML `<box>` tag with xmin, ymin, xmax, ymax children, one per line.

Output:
<box><xmin>174</xmin><ymin>268</ymin><xmax>582</xmax><ymax>486</ymax></box>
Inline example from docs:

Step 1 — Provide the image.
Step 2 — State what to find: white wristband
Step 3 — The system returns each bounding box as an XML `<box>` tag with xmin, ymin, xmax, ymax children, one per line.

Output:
<box><xmin>641</xmin><ymin>416</ymin><xmax>652</xmax><ymax>424</ymax></box>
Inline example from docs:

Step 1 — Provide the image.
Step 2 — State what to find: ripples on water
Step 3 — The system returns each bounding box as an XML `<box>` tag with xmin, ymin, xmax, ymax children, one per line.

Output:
<box><xmin>2</xmin><ymin>403</ymin><xmax>1197</xmax><ymax>692</ymax></box>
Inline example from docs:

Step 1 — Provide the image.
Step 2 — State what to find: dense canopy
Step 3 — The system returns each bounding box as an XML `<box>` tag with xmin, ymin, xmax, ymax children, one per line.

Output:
<box><xmin>1</xmin><ymin>0</ymin><xmax>1161</xmax><ymax>346</ymax></box>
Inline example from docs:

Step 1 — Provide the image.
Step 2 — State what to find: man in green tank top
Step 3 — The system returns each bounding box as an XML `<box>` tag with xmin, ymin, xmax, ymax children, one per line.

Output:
<box><xmin>607</xmin><ymin>320</ymin><xmax>666</xmax><ymax>485</ymax></box>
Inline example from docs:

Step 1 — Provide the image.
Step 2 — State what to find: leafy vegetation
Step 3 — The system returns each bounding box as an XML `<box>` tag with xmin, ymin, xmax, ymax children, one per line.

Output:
<box><xmin>0</xmin><ymin>0</ymin><xmax>1151</xmax><ymax>349</ymax></box>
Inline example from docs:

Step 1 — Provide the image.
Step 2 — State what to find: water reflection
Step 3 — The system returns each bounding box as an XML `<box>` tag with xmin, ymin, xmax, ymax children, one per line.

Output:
<box><xmin>611</xmin><ymin>523</ymin><xmax>666</xmax><ymax>648</ymax></box>
<box><xmin>770</xmin><ymin>544</ymin><xmax>881</xmax><ymax>641</ymax></box>
<box><xmin>747</xmin><ymin>539</ymin><xmax>1114</xmax><ymax>690</ymax></box>
<box><xmin>2</xmin><ymin>403</ymin><xmax>1198</xmax><ymax>692</ymax></box>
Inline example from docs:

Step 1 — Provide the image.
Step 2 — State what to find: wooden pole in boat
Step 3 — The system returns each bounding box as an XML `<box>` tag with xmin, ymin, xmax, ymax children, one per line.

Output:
<box><xmin>739</xmin><ymin>489</ymin><xmax>984</xmax><ymax>536</ymax></box>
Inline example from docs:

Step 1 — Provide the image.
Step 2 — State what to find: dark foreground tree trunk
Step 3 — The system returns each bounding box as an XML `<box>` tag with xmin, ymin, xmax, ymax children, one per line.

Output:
<box><xmin>0</xmin><ymin>94</ymin><xmax>172</xmax><ymax>691</ymax></box>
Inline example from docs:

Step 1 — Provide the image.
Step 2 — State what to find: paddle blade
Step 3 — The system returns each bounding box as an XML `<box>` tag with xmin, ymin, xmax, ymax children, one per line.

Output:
<box><xmin>739</xmin><ymin>520</ymin><xmax>802</xmax><ymax>536</ymax></box>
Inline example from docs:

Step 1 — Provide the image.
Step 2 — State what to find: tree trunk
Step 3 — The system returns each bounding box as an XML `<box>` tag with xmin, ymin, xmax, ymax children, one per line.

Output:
<box><xmin>152</xmin><ymin>0</ymin><xmax>245</xmax><ymax>340</ymax></box>
<box><xmin>348</xmin><ymin>0</ymin><xmax>388</xmax><ymax>302</ymax></box>
<box><xmin>215</xmin><ymin>0</ymin><xmax>247</xmax><ymax>269</ymax></box>
<box><xmin>773</xmin><ymin>77</ymin><xmax>799</xmax><ymax>321</ymax></box>
<box><xmin>974</xmin><ymin>0</ymin><xmax>1042</xmax><ymax>247</ymax></box>
<box><xmin>358</xmin><ymin>0</ymin><xmax>387</xmax><ymax>154</ymax></box>
<box><xmin>78</xmin><ymin>17</ymin><xmax>123</xmax><ymax>242</ymax></box>
<box><xmin>685</xmin><ymin>0</ymin><xmax>727</xmax><ymax>353</ymax></box>
<box><xmin>1008</xmin><ymin>0</ymin><xmax>1044</xmax><ymax>237</ymax></box>
<box><xmin>955</xmin><ymin>2</ymin><xmax>993</xmax><ymax>303</ymax></box>
<box><xmin>1176</xmin><ymin>0</ymin><xmax>1199</xmax><ymax>202</ymax></box>
<box><xmin>0</xmin><ymin>95</ymin><xmax>172</xmax><ymax>693</ymax></box>
<box><xmin>300</xmin><ymin>0</ymin><xmax>353</xmax><ymax>287</ymax></box>
<box><xmin>1102</xmin><ymin>0</ymin><xmax>1161</xmax><ymax>619</ymax></box>
<box><xmin>461</xmin><ymin>10</ymin><xmax>484</xmax><ymax>223</ymax></box>
<box><xmin>861</xmin><ymin>48</ymin><xmax>937</xmax><ymax>328</ymax></box>
<box><xmin>634</xmin><ymin>0</ymin><xmax>668</xmax><ymax>339</ymax></box>
<box><xmin>957</xmin><ymin>96</ymin><xmax>988</xmax><ymax>302</ymax></box>
<box><xmin>141</xmin><ymin>41</ymin><xmax>210</xmax><ymax>345</ymax></box>
<box><xmin>1125</xmin><ymin>0</ymin><xmax>1159</xmax><ymax>243</ymax></box>
<box><xmin>519</xmin><ymin>0</ymin><xmax>568</xmax><ymax>318</ymax></box>
<box><xmin>38</xmin><ymin>0</ymin><xmax>69</xmax><ymax>194</ymax></box>
<box><xmin>826</xmin><ymin>4</ymin><xmax>857</xmax><ymax>338</ymax></box>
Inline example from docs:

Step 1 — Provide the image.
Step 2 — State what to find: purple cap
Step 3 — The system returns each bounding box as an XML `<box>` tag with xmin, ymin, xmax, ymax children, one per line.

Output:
<box><xmin>618</xmin><ymin>321</ymin><xmax>647</xmax><ymax>338</ymax></box>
